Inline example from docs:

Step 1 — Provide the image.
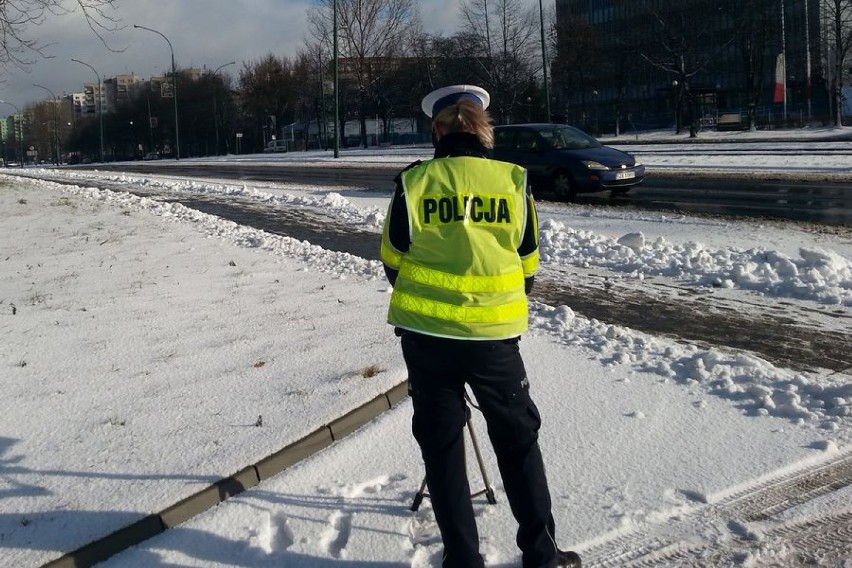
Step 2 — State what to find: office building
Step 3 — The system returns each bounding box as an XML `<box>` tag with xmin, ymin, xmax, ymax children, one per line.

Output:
<box><xmin>553</xmin><ymin>0</ymin><xmax>836</xmax><ymax>131</ymax></box>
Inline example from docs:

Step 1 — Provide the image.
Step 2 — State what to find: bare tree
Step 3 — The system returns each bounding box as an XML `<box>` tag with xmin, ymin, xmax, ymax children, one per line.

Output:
<box><xmin>730</xmin><ymin>0</ymin><xmax>773</xmax><ymax>131</ymax></box>
<box><xmin>0</xmin><ymin>0</ymin><xmax>120</xmax><ymax>69</ymax></box>
<box><xmin>238</xmin><ymin>54</ymin><xmax>299</xmax><ymax>151</ymax></box>
<box><xmin>459</xmin><ymin>0</ymin><xmax>538</xmax><ymax>123</ymax></box>
<box><xmin>640</xmin><ymin>0</ymin><xmax>734</xmax><ymax>136</ymax></box>
<box><xmin>307</xmin><ymin>0</ymin><xmax>420</xmax><ymax>147</ymax></box>
<box><xmin>292</xmin><ymin>44</ymin><xmax>328</xmax><ymax>149</ymax></box>
<box><xmin>823</xmin><ymin>0</ymin><xmax>852</xmax><ymax>125</ymax></box>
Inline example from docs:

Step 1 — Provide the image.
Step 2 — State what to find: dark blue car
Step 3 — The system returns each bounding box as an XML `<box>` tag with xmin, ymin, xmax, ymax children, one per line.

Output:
<box><xmin>492</xmin><ymin>124</ymin><xmax>645</xmax><ymax>199</ymax></box>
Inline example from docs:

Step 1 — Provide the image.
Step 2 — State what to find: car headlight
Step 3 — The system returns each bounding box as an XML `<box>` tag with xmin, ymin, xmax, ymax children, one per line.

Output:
<box><xmin>581</xmin><ymin>160</ymin><xmax>609</xmax><ymax>170</ymax></box>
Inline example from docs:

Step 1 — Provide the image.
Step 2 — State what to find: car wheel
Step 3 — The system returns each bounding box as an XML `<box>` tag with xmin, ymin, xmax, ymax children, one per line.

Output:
<box><xmin>551</xmin><ymin>171</ymin><xmax>576</xmax><ymax>200</ymax></box>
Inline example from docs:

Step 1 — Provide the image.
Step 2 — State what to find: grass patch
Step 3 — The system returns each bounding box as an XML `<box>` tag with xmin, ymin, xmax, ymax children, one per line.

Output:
<box><xmin>360</xmin><ymin>364</ymin><xmax>383</xmax><ymax>378</ymax></box>
<box><xmin>29</xmin><ymin>291</ymin><xmax>48</xmax><ymax>305</ymax></box>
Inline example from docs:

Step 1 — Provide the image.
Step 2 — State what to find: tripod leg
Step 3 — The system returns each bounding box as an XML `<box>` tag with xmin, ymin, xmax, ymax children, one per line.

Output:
<box><xmin>410</xmin><ymin>399</ymin><xmax>498</xmax><ymax>509</ymax></box>
<box><xmin>410</xmin><ymin>476</ymin><xmax>428</xmax><ymax>511</ymax></box>
<box><xmin>465</xmin><ymin>413</ymin><xmax>497</xmax><ymax>505</ymax></box>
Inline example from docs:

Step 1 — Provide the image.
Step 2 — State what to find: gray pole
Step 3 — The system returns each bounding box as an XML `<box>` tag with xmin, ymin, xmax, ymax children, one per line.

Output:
<box><xmin>539</xmin><ymin>0</ymin><xmax>551</xmax><ymax>121</ymax></box>
<box><xmin>71</xmin><ymin>58</ymin><xmax>104</xmax><ymax>162</ymax></box>
<box><xmin>211</xmin><ymin>61</ymin><xmax>235</xmax><ymax>156</ymax></box>
<box><xmin>484</xmin><ymin>0</ymin><xmax>491</xmax><ymax>55</ymax></box>
<box><xmin>803</xmin><ymin>0</ymin><xmax>812</xmax><ymax>120</ymax></box>
<box><xmin>333</xmin><ymin>0</ymin><xmax>340</xmax><ymax>158</ymax></box>
<box><xmin>134</xmin><ymin>25</ymin><xmax>180</xmax><ymax>159</ymax></box>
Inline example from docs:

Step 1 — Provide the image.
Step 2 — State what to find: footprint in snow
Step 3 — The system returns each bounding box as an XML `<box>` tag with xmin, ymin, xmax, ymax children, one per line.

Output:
<box><xmin>339</xmin><ymin>473</ymin><xmax>403</xmax><ymax>498</ymax></box>
<box><xmin>406</xmin><ymin>510</ymin><xmax>442</xmax><ymax>548</ymax></box>
<box><xmin>320</xmin><ymin>510</ymin><xmax>353</xmax><ymax>559</ymax></box>
<box><xmin>410</xmin><ymin>545</ymin><xmax>443</xmax><ymax>568</ymax></box>
<box><xmin>259</xmin><ymin>510</ymin><xmax>295</xmax><ymax>554</ymax></box>
<box><xmin>406</xmin><ymin>508</ymin><xmax>443</xmax><ymax>568</ymax></box>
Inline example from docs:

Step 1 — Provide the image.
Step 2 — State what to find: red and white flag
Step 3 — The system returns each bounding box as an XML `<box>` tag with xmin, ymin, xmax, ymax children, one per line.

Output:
<box><xmin>773</xmin><ymin>53</ymin><xmax>786</xmax><ymax>104</ymax></box>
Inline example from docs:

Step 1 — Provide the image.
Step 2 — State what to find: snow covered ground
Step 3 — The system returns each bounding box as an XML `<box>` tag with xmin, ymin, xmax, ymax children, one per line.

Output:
<box><xmin>1</xmin><ymin>131</ymin><xmax>851</xmax><ymax>567</ymax></box>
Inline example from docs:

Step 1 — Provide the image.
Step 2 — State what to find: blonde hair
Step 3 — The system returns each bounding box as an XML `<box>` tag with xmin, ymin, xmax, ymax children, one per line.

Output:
<box><xmin>432</xmin><ymin>98</ymin><xmax>495</xmax><ymax>149</ymax></box>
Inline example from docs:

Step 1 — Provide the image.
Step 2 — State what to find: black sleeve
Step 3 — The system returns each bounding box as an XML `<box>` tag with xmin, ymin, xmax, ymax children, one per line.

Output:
<box><xmin>384</xmin><ymin>266</ymin><xmax>399</xmax><ymax>286</ymax></box>
<box><xmin>517</xmin><ymin>187</ymin><xmax>538</xmax><ymax>259</ymax></box>
<box><xmin>387</xmin><ymin>179</ymin><xmax>411</xmax><ymax>254</ymax></box>
<box><xmin>518</xmin><ymin>185</ymin><xmax>538</xmax><ymax>294</ymax></box>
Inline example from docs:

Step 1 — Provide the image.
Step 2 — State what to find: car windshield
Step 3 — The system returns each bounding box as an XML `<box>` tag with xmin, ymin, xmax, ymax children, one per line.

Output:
<box><xmin>541</xmin><ymin>127</ymin><xmax>602</xmax><ymax>150</ymax></box>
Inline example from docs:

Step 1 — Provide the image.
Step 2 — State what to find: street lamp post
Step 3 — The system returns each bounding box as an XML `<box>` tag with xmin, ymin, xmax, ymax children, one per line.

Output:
<box><xmin>0</xmin><ymin>99</ymin><xmax>24</xmax><ymax>167</ymax></box>
<box><xmin>333</xmin><ymin>0</ymin><xmax>340</xmax><ymax>159</ymax></box>
<box><xmin>71</xmin><ymin>58</ymin><xmax>105</xmax><ymax>162</ymax></box>
<box><xmin>33</xmin><ymin>83</ymin><xmax>60</xmax><ymax>165</ymax></box>
<box><xmin>211</xmin><ymin>61</ymin><xmax>235</xmax><ymax>155</ymax></box>
<box><xmin>672</xmin><ymin>80</ymin><xmax>681</xmax><ymax>134</ymax></box>
<box><xmin>134</xmin><ymin>25</ymin><xmax>180</xmax><ymax>159</ymax></box>
<box><xmin>592</xmin><ymin>90</ymin><xmax>599</xmax><ymax>135</ymax></box>
<box><xmin>538</xmin><ymin>0</ymin><xmax>551</xmax><ymax>121</ymax></box>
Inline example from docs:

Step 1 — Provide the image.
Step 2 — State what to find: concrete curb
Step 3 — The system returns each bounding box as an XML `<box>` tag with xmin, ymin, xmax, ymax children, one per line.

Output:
<box><xmin>41</xmin><ymin>381</ymin><xmax>410</xmax><ymax>568</ymax></box>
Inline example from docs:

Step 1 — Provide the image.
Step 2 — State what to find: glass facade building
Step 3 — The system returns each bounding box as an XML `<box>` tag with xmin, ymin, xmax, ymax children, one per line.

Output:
<box><xmin>553</xmin><ymin>0</ymin><xmax>831</xmax><ymax>132</ymax></box>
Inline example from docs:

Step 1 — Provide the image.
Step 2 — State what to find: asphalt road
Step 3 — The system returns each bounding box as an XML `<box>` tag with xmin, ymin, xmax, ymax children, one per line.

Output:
<box><xmin>71</xmin><ymin>161</ymin><xmax>852</xmax><ymax>226</ymax></box>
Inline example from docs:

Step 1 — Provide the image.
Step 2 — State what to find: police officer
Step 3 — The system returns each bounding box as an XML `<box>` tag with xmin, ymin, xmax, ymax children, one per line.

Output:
<box><xmin>381</xmin><ymin>85</ymin><xmax>581</xmax><ymax>568</ymax></box>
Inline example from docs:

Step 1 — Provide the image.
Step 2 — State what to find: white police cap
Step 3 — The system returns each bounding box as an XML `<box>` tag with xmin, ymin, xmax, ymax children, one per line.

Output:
<box><xmin>420</xmin><ymin>84</ymin><xmax>491</xmax><ymax>118</ymax></box>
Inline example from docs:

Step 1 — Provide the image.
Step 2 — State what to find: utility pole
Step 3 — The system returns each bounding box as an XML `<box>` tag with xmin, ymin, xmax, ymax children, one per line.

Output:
<box><xmin>71</xmin><ymin>58</ymin><xmax>104</xmax><ymax>162</ymax></box>
<box><xmin>539</xmin><ymin>0</ymin><xmax>551</xmax><ymax>121</ymax></box>
<box><xmin>333</xmin><ymin>0</ymin><xmax>340</xmax><ymax>158</ymax></box>
<box><xmin>134</xmin><ymin>25</ymin><xmax>180</xmax><ymax>159</ymax></box>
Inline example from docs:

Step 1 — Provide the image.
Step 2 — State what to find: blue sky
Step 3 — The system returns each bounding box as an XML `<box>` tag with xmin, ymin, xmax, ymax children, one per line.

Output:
<box><xmin>1</xmin><ymin>0</ymin><xmax>479</xmax><ymax>112</ymax></box>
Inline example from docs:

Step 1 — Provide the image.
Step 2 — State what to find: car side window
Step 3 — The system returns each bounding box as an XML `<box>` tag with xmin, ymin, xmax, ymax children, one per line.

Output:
<box><xmin>494</xmin><ymin>129</ymin><xmax>514</xmax><ymax>151</ymax></box>
<box><xmin>516</xmin><ymin>131</ymin><xmax>538</xmax><ymax>152</ymax></box>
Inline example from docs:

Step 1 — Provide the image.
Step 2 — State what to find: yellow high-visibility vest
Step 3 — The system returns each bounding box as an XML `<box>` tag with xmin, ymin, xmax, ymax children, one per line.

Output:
<box><xmin>383</xmin><ymin>156</ymin><xmax>534</xmax><ymax>340</ymax></box>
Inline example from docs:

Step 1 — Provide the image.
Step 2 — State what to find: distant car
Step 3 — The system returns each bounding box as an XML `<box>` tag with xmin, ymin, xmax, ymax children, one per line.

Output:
<box><xmin>142</xmin><ymin>152</ymin><xmax>160</xmax><ymax>161</ymax></box>
<box><xmin>263</xmin><ymin>139</ymin><xmax>288</xmax><ymax>153</ymax></box>
<box><xmin>492</xmin><ymin>124</ymin><xmax>645</xmax><ymax>199</ymax></box>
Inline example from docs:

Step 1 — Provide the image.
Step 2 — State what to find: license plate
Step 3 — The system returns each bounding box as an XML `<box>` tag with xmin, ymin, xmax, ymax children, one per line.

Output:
<box><xmin>615</xmin><ymin>171</ymin><xmax>635</xmax><ymax>180</ymax></box>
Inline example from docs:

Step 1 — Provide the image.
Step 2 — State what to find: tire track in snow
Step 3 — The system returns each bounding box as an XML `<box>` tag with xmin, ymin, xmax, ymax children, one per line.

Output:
<box><xmin>582</xmin><ymin>450</ymin><xmax>852</xmax><ymax>566</ymax></box>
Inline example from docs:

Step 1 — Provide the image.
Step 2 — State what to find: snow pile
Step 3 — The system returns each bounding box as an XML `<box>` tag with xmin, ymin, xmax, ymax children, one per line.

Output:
<box><xmin>64</xmin><ymin>170</ymin><xmax>388</xmax><ymax>229</ymax></box>
<box><xmin>15</xmin><ymin>173</ymin><xmax>852</xmax><ymax>433</ymax></box>
<box><xmin>43</xmin><ymin>169</ymin><xmax>852</xmax><ymax>306</ymax></box>
<box><xmin>529</xmin><ymin>303</ymin><xmax>852</xmax><ymax>431</ymax></box>
<box><xmin>44</xmin><ymin>181</ymin><xmax>385</xmax><ymax>280</ymax></box>
<box><xmin>19</xmin><ymin>169</ymin><xmax>852</xmax><ymax>307</ymax></box>
<box><xmin>539</xmin><ymin>219</ymin><xmax>852</xmax><ymax>306</ymax></box>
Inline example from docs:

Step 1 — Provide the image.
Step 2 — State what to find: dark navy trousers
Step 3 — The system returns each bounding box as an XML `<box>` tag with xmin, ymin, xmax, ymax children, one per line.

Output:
<box><xmin>401</xmin><ymin>331</ymin><xmax>559</xmax><ymax>568</ymax></box>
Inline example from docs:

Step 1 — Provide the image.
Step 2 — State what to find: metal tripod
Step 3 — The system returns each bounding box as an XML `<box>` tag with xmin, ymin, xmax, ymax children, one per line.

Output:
<box><xmin>410</xmin><ymin>403</ymin><xmax>497</xmax><ymax>512</ymax></box>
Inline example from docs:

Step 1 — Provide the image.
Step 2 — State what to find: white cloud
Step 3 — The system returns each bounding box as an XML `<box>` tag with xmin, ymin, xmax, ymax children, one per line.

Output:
<box><xmin>2</xmin><ymin>0</ymin><xmax>319</xmax><ymax>108</ymax></box>
<box><xmin>0</xmin><ymin>0</ymin><xmax>546</xmax><ymax>112</ymax></box>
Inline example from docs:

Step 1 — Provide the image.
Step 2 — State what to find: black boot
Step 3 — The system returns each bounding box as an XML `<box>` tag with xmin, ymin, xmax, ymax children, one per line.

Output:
<box><xmin>557</xmin><ymin>549</ymin><xmax>582</xmax><ymax>568</ymax></box>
